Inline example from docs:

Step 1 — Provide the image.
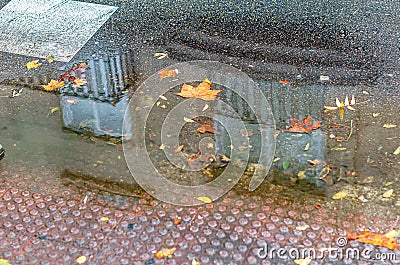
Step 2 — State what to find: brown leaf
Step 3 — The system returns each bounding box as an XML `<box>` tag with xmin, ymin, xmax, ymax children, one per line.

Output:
<box><xmin>187</xmin><ymin>152</ymin><xmax>213</xmax><ymax>169</ymax></box>
<box><xmin>158</xmin><ymin>69</ymin><xmax>179</xmax><ymax>80</ymax></box>
<box><xmin>196</xmin><ymin>122</ymin><xmax>218</xmax><ymax>134</ymax></box>
<box><xmin>287</xmin><ymin>114</ymin><xmax>321</xmax><ymax>133</ymax></box>
<box><xmin>176</xmin><ymin>79</ymin><xmax>221</xmax><ymax>101</ymax></box>
<box><xmin>347</xmin><ymin>231</ymin><xmax>400</xmax><ymax>250</ymax></box>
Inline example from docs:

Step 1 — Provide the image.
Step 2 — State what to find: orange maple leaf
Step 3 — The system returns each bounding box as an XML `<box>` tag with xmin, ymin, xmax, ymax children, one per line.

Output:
<box><xmin>42</xmin><ymin>80</ymin><xmax>65</xmax><ymax>91</ymax></box>
<box><xmin>176</xmin><ymin>79</ymin><xmax>221</xmax><ymax>101</ymax></box>
<box><xmin>158</xmin><ymin>69</ymin><xmax>179</xmax><ymax>80</ymax></box>
<box><xmin>347</xmin><ymin>230</ymin><xmax>400</xmax><ymax>250</ymax></box>
<box><xmin>287</xmin><ymin>114</ymin><xmax>321</xmax><ymax>133</ymax></box>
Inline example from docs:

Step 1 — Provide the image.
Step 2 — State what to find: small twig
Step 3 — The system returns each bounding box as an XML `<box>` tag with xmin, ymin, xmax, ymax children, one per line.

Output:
<box><xmin>345</xmin><ymin>120</ymin><xmax>353</xmax><ymax>142</ymax></box>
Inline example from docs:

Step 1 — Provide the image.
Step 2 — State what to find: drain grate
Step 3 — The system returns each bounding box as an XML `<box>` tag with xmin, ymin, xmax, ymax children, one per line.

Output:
<box><xmin>59</xmin><ymin>50</ymin><xmax>130</xmax><ymax>103</ymax></box>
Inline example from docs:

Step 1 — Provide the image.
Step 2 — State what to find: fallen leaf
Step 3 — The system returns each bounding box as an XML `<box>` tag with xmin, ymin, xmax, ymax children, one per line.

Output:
<box><xmin>159</xmin><ymin>95</ymin><xmax>168</xmax><ymax>100</ymax></box>
<box><xmin>59</xmin><ymin>62</ymin><xmax>88</xmax><ymax>82</ymax></box>
<box><xmin>304</xmin><ymin>143</ymin><xmax>310</xmax><ymax>151</ymax></box>
<box><xmin>297</xmin><ymin>171</ymin><xmax>306</xmax><ymax>179</ymax></box>
<box><xmin>279</xmin><ymin>79</ymin><xmax>289</xmax><ymax>85</ymax></box>
<box><xmin>42</xmin><ymin>80</ymin><xmax>65</xmax><ymax>91</ymax></box>
<box><xmin>76</xmin><ymin>256</ymin><xmax>87</xmax><ymax>264</ymax></box>
<box><xmin>202</xmin><ymin>104</ymin><xmax>209</xmax><ymax>112</ymax></box>
<box><xmin>184</xmin><ymin>117</ymin><xmax>195</xmax><ymax>123</ymax></box>
<box><xmin>394</xmin><ymin>146</ymin><xmax>400</xmax><ymax>155</ymax></box>
<box><xmin>154</xmin><ymin>52</ymin><xmax>168</xmax><ymax>59</ymax></box>
<box><xmin>155</xmin><ymin>247</ymin><xmax>176</xmax><ymax>259</ymax></box>
<box><xmin>100</xmin><ymin>217</ymin><xmax>109</xmax><ymax>222</ymax></box>
<box><xmin>385</xmin><ymin>230</ymin><xmax>400</xmax><ymax>238</ymax></box>
<box><xmin>240</xmin><ymin>129</ymin><xmax>253</xmax><ymax>137</ymax></box>
<box><xmin>174</xmin><ymin>217</ymin><xmax>181</xmax><ymax>225</ymax></box>
<box><xmin>383</xmin><ymin>124</ymin><xmax>397</xmax><ymax>128</ymax></box>
<box><xmin>26</xmin><ymin>60</ymin><xmax>42</xmax><ymax>69</ymax></box>
<box><xmin>332</xmin><ymin>191</ymin><xmax>347</xmax><ymax>200</ymax></box>
<box><xmin>372</xmin><ymin>113</ymin><xmax>380</xmax><ymax>117</ymax></box>
<box><xmin>320</xmin><ymin>75</ymin><xmax>329</xmax><ymax>81</ymax></box>
<box><xmin>383</xmin><ymin>189</ymin><xmax>394</xmax><ymax>198</ymax></box>
<box><xmin>158</xmin><ymin>69</ymin><xmax>179</xmax><ymax>80</ymax></box>
<box><xmin>273</xmin><ymin>157</ymin><xmax>281</xmax><ymax>162</ymax></box>
<box><xmin>176</xmin><ymin>79</ymin><xmax>221</xmax><ymax>101</ymax></box>
<box><xmin>174</xmin><ymin>145</ymin><xmax>184</xmax><ymax>152</ymax></box>
<box><xmin>197</xmin><ymin>196</ymin><xmax>212</xmax><ymax>203</ymax></box>
<box><xmin>192</xmin><ymin>258</ymin><xmax>201</xmax><ymax>265</ymax></box>
<box><xmin>197</xmin><ymin>122</ymin><xmax>216</xmax><ymax>134</ymax></box>
<box><xmin>282</xmin><ymin>161</ymin><xmax>290</xmax><ymax>170</ymax></box>
<box><xmin>347</xmin><ymin>230</ymin><xmax>399</xmax><ymax>250</ymax></box>
<box><xmin>50</xmin><ymin>107</ymin><xmax>60</xmax><ymax>113</ymax></box>
<box><xmin>287</xmin><ymin>114</ymin><xmax>321</xmax><ymax>133</ymax></box>
<box><xmin>296</xmin><ymin>224</ymin><xmax>310</xmax><ymax>230</ymax></box>
<box><xmin>0</xmin><ymin>259</ymin><xmax>11</xmax><ymax>265</ymax></box>
<box><xmin>45</xmin><ymin>55</ymin><xmax>55</xmax><ymax>63</ymax></box>
<box><xmin>294</xmin><ymin>256</ymin><xmax>312</xmax><ymax>265</ymax></box>
<box><xmin>72</xmin><ymin>78</ymin><xmax>88</xmax><ymax>88</ymax></box>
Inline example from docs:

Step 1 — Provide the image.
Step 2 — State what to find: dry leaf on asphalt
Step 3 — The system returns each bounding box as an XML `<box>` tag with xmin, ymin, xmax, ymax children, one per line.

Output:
<box><xmin>383</xmin><ymin>124</ymin><xmax>397</xmax><ymax>129</ymax></box>
<box><xmin>42</xmin><ymin>80</ymin><xmax>65</xmax><ymax>91</ymax></box>
<box><xmin>158</xmin><ymin>69</ymin><xmax>179</xmax><ymax>80</ymax></box>
<box><xmin>332</xmin><ymin>191</ymin><xmax>347</xmax><ymax>200</ymax></box>
<box><xmin>26</xmin><ymin>60</ymin><xmax>42</xmax><ymax>69</ymax></box>
<box><xmin>176</xmin><ymin>79</ymin><xmax>221</xmax><ymax>101</ymax></box>
<box><xmin>383</xmin><ymin>189</ymin><xmax>394</xmax><ymax>198</ymax></box>
<box><xmin>347</xmin><ymin>230</ymin><xmax>399</xmax><ymax>250</ymax></box>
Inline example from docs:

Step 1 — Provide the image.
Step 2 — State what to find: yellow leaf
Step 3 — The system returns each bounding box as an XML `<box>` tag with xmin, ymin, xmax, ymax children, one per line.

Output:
<box><xmin>297</xmin><ymin>171</ymin><xmax>306</xmax><ymax>180</ymax></box>
<box><xmin>332</xmin><ymin>191</ymin><xmax>347</xmax><ymax>200</ymax></box>
<box><xmin>42</xmin><ymin>80</ymin><xmax>65</xmax><ymax>91</ymax></box>
<box><xmin>383</xmin><ymin>124</ymin><xmax>397</xmax><ymax>128</ymax></box>
<box><xmin>339</xmin><ymin>108</ymin><xmax>344</xmax><ymax>120</ymax></box>
<box><xmin>155</xmin><ymin>247</ymin><xmax>176</xmax><ymax>259</ymax></box>
<box><xmin>0</xmin><ymin>259</ymin><xmax>11</xmax><ymax>265</ymax></box>
<box><xmin>394</xmin><ymin>146</ymin><xmax>400</xmax><ymax>155</ymax></box>
<box><xmin>383</xmin><ymin>189</ymin><xmax>394</xmax><ymax>198</ymax></box>
<box><xmin>73</xmin><ymin>78</ymin><xmax>88</xmax><ymax>88</ymax></box>
<box><xmin>304</xmin><ymin>143</ymin><xmax>310</xmax><ymax>151</ymax></box>
<box><xmin>50</xmin><ymin>107</ymin><xmax>60</xmax><ymax>113</ymax></box>
<box><xmin>294</xmin><ymin>256</ymin><xmax>312</xmax><ymax>265</ymax></box>
<box><xmin>197</xmin><ymin>196</ymin><xmax>212</xmax><ymax>203</ymax></box>
<box><xmin>192</xmin><ymin>258</ymin><xmax>201</xmax><ymax>265</ymax></box>
<box><xmin>184</xmin><ymin>117</ymin><xmax>195</xmax><ymax>123</ymax></box>
<box><xmin>296</xmin><ymin>224</ymin><xmax>310</xmax><ymax>231</ymax></box>
<box><xmin>76</xmin><ymin>256</ymin><xmax>87</xmax><ymax>264</ymax></box>
<box><xmin>154</xmin><ymin>52</ymin><xmax>168</xmax><ymax>59</ymax></box>
<box><xmin>385</xmin><ymin>230</ymin><xmax>400</xmax><ymax>238</ymax></box>
<box><xmin>174</xmin><ymin>145</ymin><xmax>184</xmax><ymax>152</ymax></box>
<box><xmin>26</xmin><ymin>60</ymin><xmax>42</xmax><ymax>69</ymax></box>
<box><xmin>100</xmin><ymin>217</ymin><xmax>109</xmax><ymax>221</ymax></box>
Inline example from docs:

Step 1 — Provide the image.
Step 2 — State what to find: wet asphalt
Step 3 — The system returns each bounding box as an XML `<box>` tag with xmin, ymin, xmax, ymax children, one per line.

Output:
<box><xmin>0</xmin><ymin>0</ymin><xmax>399</xmax><ymax>87</ymax></box>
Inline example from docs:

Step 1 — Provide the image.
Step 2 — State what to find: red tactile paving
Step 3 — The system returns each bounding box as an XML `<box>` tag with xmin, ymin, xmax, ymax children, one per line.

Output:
<box><xmin>0</xmin><ymin>164</ymin><xmax>399</xmax><ymax>265</ymax></box>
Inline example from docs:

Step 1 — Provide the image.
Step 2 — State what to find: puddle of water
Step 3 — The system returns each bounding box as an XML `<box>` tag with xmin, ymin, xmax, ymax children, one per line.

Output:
<box><xmin>0</xmin><ymin>44</ymin><xmax>399</xmax><ymax>209</ymax></box>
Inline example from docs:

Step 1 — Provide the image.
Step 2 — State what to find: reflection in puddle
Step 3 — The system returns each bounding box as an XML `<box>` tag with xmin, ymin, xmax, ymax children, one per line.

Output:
<box><xmin>59</xmin><ymin>50</ymin><xmax>132</xmax><ymax>137</ymax></box>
